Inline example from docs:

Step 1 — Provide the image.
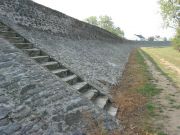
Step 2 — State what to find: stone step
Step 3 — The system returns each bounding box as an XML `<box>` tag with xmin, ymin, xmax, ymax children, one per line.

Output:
<box><xmin>94</xmin><ymin>96</ymin><xmax>109</xmax><ymax>109</ymax></box>
<box><xmin>0</xmin><ymin>31</ymin><xmax>17</xmax><ymax>36</ymax></box>
<box><xmin>7</xmin><ymin>37</ymin><xmax>25</xmax><ymax>43</ymax></box>
<box><xmin>62</xmin><ymin>74</ymin><xmax>78</xmax><ymax>85</ymax></box>
<box><xmin>0</xmin><ymin>26</ymin><xmax>10</xmax><ymax>31</ymax></box>
<box><xmin>0</xmin><ymin>22</ymin><xmax>4</xmax><ymax>25</ymax></box>
<box><xmin>82</xmin><ymin>89</ymin><xmax>99</xmax><ymax>100</ymax></box>
<box><xmin>23</xmin><ymin>48</ymin><xmax>41</xmax><ymax>56</ymax></box>
<box><xmin>72</xmin><ymin>82</ymin><xmax>88</xmax><ymax>92</ymax></box>
<box><xmin>0</xmin><ymin>23</ymin><xmax>5</xmax><ymax>25</ymax></box>
<box><xmin>14</xmin><ymin>43</ymin><xmax>33</xmax><ymax>49</ymax></box>
<box><xmin>2</xmin><ymin>36</ymin><xmax>22</xmax><ymax>40</ymax></box>
<box><xmin>31</xmin><ymin>55</ymin><xmax>49</xmax><ymax>63</ymax></box>
<box><xmin>0</xmin><ymin>28</ymin><xmax>13</xmax><ymax>32</ymax></box>
<box><xmin>0</xmin><ymin>25</ymin><xmax>7</xmax><ymax>27</ymax></box>
<box><xmin>41</xmin><ymin>61</ymin><xmax>59</xmax><ymax>70</ymax></box>
<box><xmin>52</xmin><ymin>68</ymin><xmax>69</xmax><ymax>77</ymax></box>
<box><xmin>106</xmin><ymin>104</ymin><xmax>118</xmax><ymax>117</ymax></box>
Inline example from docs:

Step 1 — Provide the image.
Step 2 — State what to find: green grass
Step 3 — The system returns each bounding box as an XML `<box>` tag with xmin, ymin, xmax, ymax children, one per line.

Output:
<box><xmin>138</xmin><ymin>83</ymin><xmax>160</xmax><ymax>97</ymax></box>
<box><xmin>136</xmin><ymin>49</ymin><xmax>153</xmax><ymax>82</ymax></box>
<box><xmin>142</xmin><ymin>47</ymin><xmax>180</xmax><ymax>67</ymax></box>
<box><xmin>136</xmin><ymin>50</ymin><xmax>167</xmax><ymax>134</ymax></box>
<box><xmin>146</xmin><ymin>102</ymin><xmax>155</xmax><ymax>115</ymax></box>
<box><xmin>177</xmin><ymin>126</ymin><xmax>180</xmax><ymax>129</ymax></box>
<box><xmin>171</xmin><ymin>105</ymin><xmax>180</xmax><ymax>109</ymax></box>
<box><xmin>141</xmin><ymin>47</ymin><xmax>180</xmax><ymax>88</ymax></box>
<box><xmin>158</xmin><ymin>131</ymin><xmax>168</xmax><ymax>135</ymax></box>
<box><xmin>136</xmin><ymin>50</ymin><xmax>161</xmax><ymax>98</ymax></box>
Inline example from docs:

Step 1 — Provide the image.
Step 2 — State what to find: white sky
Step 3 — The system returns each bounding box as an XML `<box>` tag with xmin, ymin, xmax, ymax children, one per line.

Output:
<box><xmin>33</xmin><ymin>0</ymin><xmax>176</xmax><ymax>40</ymax></box>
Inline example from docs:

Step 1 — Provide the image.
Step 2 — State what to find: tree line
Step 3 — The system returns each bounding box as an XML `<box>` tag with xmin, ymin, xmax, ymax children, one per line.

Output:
<box><xmin>85</xmin><ymin>15</ymin><xmax>124</xmax><ymax>37</ymax></box>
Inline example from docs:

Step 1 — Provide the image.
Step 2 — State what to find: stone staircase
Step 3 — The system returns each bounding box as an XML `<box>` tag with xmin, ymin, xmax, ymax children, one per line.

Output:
<box><xmin>0</xmin><ymin>22</ymin><xmax>118</xmax><ymax>117</ymax></box>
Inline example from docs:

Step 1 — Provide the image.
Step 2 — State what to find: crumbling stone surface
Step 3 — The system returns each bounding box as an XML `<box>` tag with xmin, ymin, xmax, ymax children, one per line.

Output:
<box><xmin>0</xmin><ymin>0</ymin><xmax>170</xmax><ymax>93</ymax></box>
<box><xmin>0</xmin><ymin>38</ymin><xmax>121</xmax><ymax>134</ymax></box>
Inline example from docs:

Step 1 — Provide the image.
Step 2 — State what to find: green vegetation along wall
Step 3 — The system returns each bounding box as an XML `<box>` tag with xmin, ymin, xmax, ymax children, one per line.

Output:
<box><xmin>85</xmin><ymin>15</ymin><xmax>124</xmax><ymax>37</ymax></box>
<box><xmin>159</xmin><ymin>0</ymin><xmax>180</xmax><ymax>51</ymax></box>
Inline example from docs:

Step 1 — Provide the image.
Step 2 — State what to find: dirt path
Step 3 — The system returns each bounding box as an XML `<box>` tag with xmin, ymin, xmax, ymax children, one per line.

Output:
<box><xmin>140</xmin><ymin>51</ymin><xmax>180</xmax><ymax>135</ymax></box>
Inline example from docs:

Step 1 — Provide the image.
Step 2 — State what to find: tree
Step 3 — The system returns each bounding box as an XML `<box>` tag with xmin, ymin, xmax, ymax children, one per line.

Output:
<box><xmin>98</xmin><ymin>15</ymin><xmax>114</xmax><ymax>31</ymax></box>
<box><xmin>148</xmin><ymin>36</ymin><xmax>155</xmax><ymax>41</ymax></box>
<box><xmin>159</xmin><ymin>0</ymin><xmax>180</xmax><ymax>51</ymax></box>
<box><xmin>85</xmin><ymin>15</ymin><xmax>124</xmax><ymax>37</ymax></box>
<box><xmin>114</xmin><ymin>27</ymin><xmax>124</xmax><ymax>37</ymax></box>
<box><xmin>172</xmin><ymin>27</ymin><xmax>180</xmax><ymax>52</ymax></box>
<box><xmin>159</xmin><ymin>0</ymin><xmax>179</xmax><ymax>28</ymax></box>
<box><xmin>85</xmin><ymin>16</ymin><xmax>98</xmax><ymax>26</ymax></box>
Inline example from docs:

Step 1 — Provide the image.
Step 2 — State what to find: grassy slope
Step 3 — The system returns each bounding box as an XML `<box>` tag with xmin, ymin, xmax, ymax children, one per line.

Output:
<box><xmin>141</xmin><ymin>47</ymin><xmax>180</xmax><ymax>88</ymax></box>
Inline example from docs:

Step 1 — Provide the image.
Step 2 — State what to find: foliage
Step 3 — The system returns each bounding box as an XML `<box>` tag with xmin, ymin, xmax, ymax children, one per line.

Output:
<box><xmin>159</xmin><ymin>0</ymin><xmax>180</xmax><ymax>29</ymax></box>
<box><xmin>159</xmin><ymin>0</ymin><xmax>180</xmax><ymax>51</ymax></box>
<box><xmin>148</xmin><ymin>36</ymin><xmax>155</xmax><ymax>41</ymax></box>
<box><xmin>172</xmin><ymin>27</ymin><xmax>180</xmax><ymax>51</ymax></box>
<box><xmin>85</xmin><ymin>15</ymin><xmax>124</xmax><ymax>37</ymax></box>
<box><xmin>98</xmin><ymin>15</ymin><xmax>114</xmax><ymax>30</ymax></box>
<box><xmin>84</xmin><ymin>16</ymin><xmax>98</xmax><ymax>26</ymax></box>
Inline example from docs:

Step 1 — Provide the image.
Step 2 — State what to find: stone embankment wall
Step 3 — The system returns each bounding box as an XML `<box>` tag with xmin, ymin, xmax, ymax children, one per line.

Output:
<box><xmin>0</xmin><ymin>0</ymin><xmax>123</xmax><ymax>41</ymax></box>
<box><xmin>0</xmin><ymin>0</ymin><xmax>126</xmax><ymax>92</ymax></box>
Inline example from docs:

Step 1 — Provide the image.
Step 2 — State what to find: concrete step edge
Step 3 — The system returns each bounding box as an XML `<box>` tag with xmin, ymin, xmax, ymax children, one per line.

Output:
<box><xmin>94</xmin><ymin>96</ymin><xmax>109</xmax><ymax>109</ymax></box>
<box><xmin>82</xmin><ymin>89</ymin><xmax>98</xmax><ymax>100</ymax></box>
<box><xmin>62</xmin><ymin>74</ymin><xmax>77</xmax><ymax>82</ymax></box>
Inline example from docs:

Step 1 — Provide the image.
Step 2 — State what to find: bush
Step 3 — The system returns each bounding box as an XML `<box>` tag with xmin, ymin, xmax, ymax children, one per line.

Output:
<box><xmin>172</xmin><ymin>27</ymin><xmax>180</xmax><ymax>52</ymax></box>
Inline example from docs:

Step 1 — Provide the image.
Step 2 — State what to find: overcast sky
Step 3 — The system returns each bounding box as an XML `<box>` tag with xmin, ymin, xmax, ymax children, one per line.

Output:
<box><xmin>33</xmin><ymin>0</ymin><xmax>175</xmax><ymax>40</ymax></box>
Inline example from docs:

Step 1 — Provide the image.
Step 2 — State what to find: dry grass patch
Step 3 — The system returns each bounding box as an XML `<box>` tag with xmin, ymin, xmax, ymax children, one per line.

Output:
<box><xmin>111</xmin><ymin>49</ymin><xmax>159</xmax><ymax>135</ymax></box>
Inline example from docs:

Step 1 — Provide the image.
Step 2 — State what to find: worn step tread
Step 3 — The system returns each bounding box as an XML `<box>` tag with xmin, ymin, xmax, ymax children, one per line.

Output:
<box><xmin>23</xmin><ymin>48</ymin><xmax>40</xmax><ymax>55</ymax></box>
<box><xmin>41</xmin><ymin>61</ymin><xmax>59</xmax><ymax>70</ymax></box>
<box><xmin>2</xmin><ymin>37</ymin><xmax>24</xmax><ymax>41</ymax></box>
<box><xmin>0</xmin><ymin>26</ymin><xmax>7</xmax><ymax>28</ymax></box>
<box><xmin>0</xmin><ymin>31</ymin><xmax>16</xmax><ymax>33</ymax></box>
<box><xmin>106</xmin><ymin>105</ymin><xmax>118</xmax><ymax>117</ymax></box>
<box><xmin>52</xmin><ymin>69</ymin><xmax>68</xmax><ymax>74</ymax></box>
<box><xmin>72</xmin><ymin>82</ymin><xmax>88</xmax><ymax>90</ymax></box>
<box><xmin>13</xmin><ymin>43</ymin><xmax>33</xmax><ymax>49</ymax></box>
<box><xmin>23</xmin><ymin>48</ymin><xmax>39</xmax><ymax>51</ymax></box>
<box><xmin>15</xmin><ymin>43</ymin><xmax>33</xmax><ymax>45</ymax></box>
<box><xmin>94</xmin><ymin>96</ymin><xmax>109</xmax><ymax>109</ymax></box>
<box><xmin>41</xmin><ymin>61</ymin><xmax>58</xmax><ymax>66</ymax></box>
<box><xmin>82</xmin><ymin>89</ymin><xmax>98</xmax><ymax>100</ymax></box>
<box><xmin>0</xmin><ymin>31</ymin><xmax>17</xmax><ymax>36</ymax></box>
<box><xmin>62</xmin><ymin>74</ymin><xmax>77</xmax><ymax>82</ymax></box>
<box><xmin>0</xmin><ymin>27</ymin><xmax>9</xmax><ymax>30</ymax></box>
<box><xmin>31</xmin><ymin>55</ymin><xmax>49</xmax><ymax>63</ymax></box>
<box><xmin>31</xmin><ymin>55</ymin><xmax>49</xmax><ymax>59</ymax></box>
<box><xmin>5</xmin><ymin>37</ymin><xmax>22</xmax><ymax>39</ymax></box>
